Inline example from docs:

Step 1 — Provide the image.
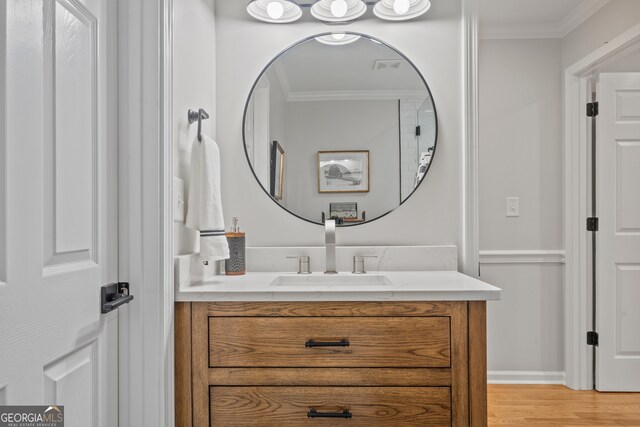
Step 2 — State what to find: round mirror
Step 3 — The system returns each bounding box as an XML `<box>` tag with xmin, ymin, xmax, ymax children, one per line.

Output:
<box><xmin>243</xmin><ymin>32</ymin><xmax>437</xmax><ymax>226</ymax></box>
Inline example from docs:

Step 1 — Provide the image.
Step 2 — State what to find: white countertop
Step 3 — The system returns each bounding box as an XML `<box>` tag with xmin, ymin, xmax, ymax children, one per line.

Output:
<box><xmin>175</xmin><ymin>271</ymin><xmax>502</xmax><ymax>302</ymax></box>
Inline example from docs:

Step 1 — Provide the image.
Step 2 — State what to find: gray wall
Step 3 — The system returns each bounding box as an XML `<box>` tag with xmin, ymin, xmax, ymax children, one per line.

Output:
<box><xmin>284</xmin><ymin>100</ymin><xmax>400</xmax><ymax>222</ymax></box>
<box><xmin>480</xmin><ymin>39</ymin><xmax>563</xmax><ymax>251</ymax></box>
<box><xmin>214</xmin><ymin>0</ymin><xmax>463</xmax><ymax>249</ymax></box>
<box><xmin>479</xmin><ymin>38</ymin><xmax>565</xmax><ymax>377</ymax></box>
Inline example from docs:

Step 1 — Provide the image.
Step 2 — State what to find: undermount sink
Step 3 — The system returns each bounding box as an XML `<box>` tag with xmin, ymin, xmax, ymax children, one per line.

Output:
<box><xmin>270</xmin><ymin>274</ymin><xmax>393</xmax><ymax>287</ymax></box>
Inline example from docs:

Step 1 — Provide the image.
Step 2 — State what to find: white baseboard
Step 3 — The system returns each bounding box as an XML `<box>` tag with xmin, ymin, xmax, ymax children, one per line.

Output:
<box><xmin>488</xmin><ymin>371</ymin><xmax>566</xmax><ymax>385</ymax></box>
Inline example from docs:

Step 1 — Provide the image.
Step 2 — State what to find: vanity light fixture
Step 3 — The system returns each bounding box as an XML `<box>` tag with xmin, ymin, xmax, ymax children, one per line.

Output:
<box><xmin>310</xmin><ymin>0</ymin><xmax>367</xmax><ymax>23</ymax></box>
<box><xmin>247</xmin><ymin>0</ymin><xmax>303</xmax><ymax>23</ymax></box>
<box><xmin>246</xmin><ymin>0</ymin><xmax>432</xmax><ymax>23</ymax></box>
<box><xmin>315</xmin><ymin>33</ymin><xmax>362</xmax><ymax>45</ymax></box>
<box><xmin>373</xmin><ymin>0</ymin><xmax>431</xmax><ymax>21</ymax></box>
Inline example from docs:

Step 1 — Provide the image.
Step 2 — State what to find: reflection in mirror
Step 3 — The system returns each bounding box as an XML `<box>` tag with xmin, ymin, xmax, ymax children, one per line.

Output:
<box><xmin>270</xmin><ymin>141</ymin><xmax>285</xmax><ymax>200</ymax></box>
<box><xmin>243</xmin><ymin>32</ymin><xmax>437</xmax><ymax>225</ymax></box>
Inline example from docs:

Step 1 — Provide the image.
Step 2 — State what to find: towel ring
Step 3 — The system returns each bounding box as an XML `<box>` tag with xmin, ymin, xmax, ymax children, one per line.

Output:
<box><xmin>187</xmin><ymin>108</ymin><xmax>210</xmax><ymax>142</ymax></box>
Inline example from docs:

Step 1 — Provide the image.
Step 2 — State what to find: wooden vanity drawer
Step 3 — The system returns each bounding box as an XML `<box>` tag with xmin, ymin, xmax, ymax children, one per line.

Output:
<box><xmin>209</xmin><ymin>316</ymin><xmax>450</xmax><ymax>368</ymax></box>
<box><xmin>209</xmin><ymin>386</ymin><xmax>451</xmax><ymax>426</ymax></box>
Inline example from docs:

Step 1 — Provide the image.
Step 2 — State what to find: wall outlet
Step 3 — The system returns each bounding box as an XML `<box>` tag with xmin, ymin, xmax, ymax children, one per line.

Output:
<box><xmin>174</xmin><ymin>177</ymin><xmax>185</xmax><ymax>222</ymax></box>
<box><xmin>506</xmin><ymin>197</ymin><xmax>520</xmax><ymax>217</ymax></box>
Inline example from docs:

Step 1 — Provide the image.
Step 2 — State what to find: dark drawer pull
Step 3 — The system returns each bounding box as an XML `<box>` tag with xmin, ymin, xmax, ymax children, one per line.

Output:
<box><xmin>305</xmin><ymin>339</ymin><xmax>350</xmax><ymax>348</ymax></box>
<box><xmin>307</xmin><ymin>409</ymin><xmax>352</xmax><ymax>419</ymax></box>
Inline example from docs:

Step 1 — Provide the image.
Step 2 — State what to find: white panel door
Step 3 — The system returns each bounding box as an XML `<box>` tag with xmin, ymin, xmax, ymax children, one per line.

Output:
<box><xmin>597</xmin><ymin>73</ymin><xmax>640</xmax><ymax>391</ymax></box>
<box><xmin>0</xmin><ymin>0</ymin><xmax>119</xmax><ymax>425</ymax></box>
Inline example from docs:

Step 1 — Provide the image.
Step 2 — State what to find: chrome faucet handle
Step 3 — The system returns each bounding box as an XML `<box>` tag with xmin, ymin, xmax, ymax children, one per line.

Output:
<box><xmin>286</xmin><ymin>256</ymin><xmax>311</xmax><ymax>274</ymax></box>
<box><xmin>352</xmin><ymin>255</ymin><xmax>377</xmax><ymax>274</ymax></box>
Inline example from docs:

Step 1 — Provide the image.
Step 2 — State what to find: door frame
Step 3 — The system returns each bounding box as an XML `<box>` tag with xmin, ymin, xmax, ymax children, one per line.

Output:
<box><xmin>0</xmin><ymin>0</ymin><xmax>5</xmax><ymax>287</ymax></box>
<box><xmin>117</xmin><ymin>0</ymin><xmax>174</xmax><ymax>425</ymax></box>
<box><xmin>564</xmin><ymin>22</ymin><xmax>640</xmax><ymax>390</ymax></box>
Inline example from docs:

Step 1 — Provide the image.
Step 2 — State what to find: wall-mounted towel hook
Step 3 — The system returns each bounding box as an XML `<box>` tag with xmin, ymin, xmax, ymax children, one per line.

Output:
<box><xmin>187</xmin><ymin>108</ymin><xmax>210</xmax><ymax>142</ymax></box>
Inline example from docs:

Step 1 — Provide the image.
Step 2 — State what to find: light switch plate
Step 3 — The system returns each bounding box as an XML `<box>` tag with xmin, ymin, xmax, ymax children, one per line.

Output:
<box><xmin>506</xmin><ymin>197</ymin><xmax>520</xmax><ymax>217</ymax></box>
<box><xmin>174</xmin><ymin>177</ymin><xmax>185</xmax><ymax>222</ymax></box>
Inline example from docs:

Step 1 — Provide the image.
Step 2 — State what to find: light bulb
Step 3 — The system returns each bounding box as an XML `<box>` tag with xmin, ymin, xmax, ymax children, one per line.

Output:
<box><xmin>330</xmin><ymin>0</ymin><xmax>348</xmax><ymax>18</ymax></box>
<box><xmin>332</xmin><ymin>33</ymin><xmax>346</xmax><ymax>41</ymax></box>
<box><xmin>266</xmin><ymin>1</ymin><xmax>284</xmax><ymax>19</ymax></box>
<box><xmin>393</xmin><ymin>0</ymin><xmax>410</xmax><ymax>15</ymax></box>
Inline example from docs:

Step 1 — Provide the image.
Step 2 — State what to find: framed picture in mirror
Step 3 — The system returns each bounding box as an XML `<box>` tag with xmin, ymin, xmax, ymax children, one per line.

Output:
<box><xmin>330</xmin><ymin>202</ymin><xmax>358</xmax><ymax>220</ymax></box>
<box><xmin>318</xmin><ymin>150</ymin><xmax>369</xmax><ymax>193</ymax></box>
<box><xmin>270</xmin><ymin>141</ymin><xmax>284</xmax><ymax>200</ymax></box>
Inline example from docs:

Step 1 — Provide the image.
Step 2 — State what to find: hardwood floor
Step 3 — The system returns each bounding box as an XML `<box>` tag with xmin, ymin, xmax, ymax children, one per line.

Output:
<box><xmin>489</xmin><ymin>384</ymin><xmax>640</xmax><ymax>426</ymax></box>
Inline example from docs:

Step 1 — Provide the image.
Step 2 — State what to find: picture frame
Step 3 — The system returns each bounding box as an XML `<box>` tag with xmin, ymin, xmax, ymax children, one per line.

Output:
<box><xmin>318</xmin><ymin>150</ymin><xmax>369</xmax><ymax>193</ymax></box>
<box><xmin>330</xmin><ymin>202</ymin><xmax>358</xmax><ymax>220</ymax></box>
<box><xmin>270</xmin><ymin>141</ymin><xmax>284</xmax><ymax>200</ymax></box>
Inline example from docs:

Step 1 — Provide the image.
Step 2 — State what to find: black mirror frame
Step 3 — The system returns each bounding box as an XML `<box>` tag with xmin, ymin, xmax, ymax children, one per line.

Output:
<box><xmin>241</xmin><ymin>31</ymin><xmax>439</xmax><ymax>227</ymax></box>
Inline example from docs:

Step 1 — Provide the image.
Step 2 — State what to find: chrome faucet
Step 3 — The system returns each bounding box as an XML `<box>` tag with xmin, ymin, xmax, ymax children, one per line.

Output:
<box><xmin>324</xmin><ymin>219</ymin><xmax>338</xmax><ymax>274</ymax></box>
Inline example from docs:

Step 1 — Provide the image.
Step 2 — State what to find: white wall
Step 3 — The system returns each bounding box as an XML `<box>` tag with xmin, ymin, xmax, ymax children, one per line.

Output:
<box><xmin>214</xmin><ymin>0</ymin><xmax>463</xmax><ymax>249</ymax></box>
<box><xmin>284</xmin><ymin>100</ymin><xmax>399</xmax><ymax>222</ymax></box>
<box><xmin>173</xmin><ymin>0</ymin><xmax>217</xmax><ymax>256</ymax></box>
<box><xmin>479</xmin><ymin>38</ymin><xmax>565</xmax><ymax>379</ymax></box>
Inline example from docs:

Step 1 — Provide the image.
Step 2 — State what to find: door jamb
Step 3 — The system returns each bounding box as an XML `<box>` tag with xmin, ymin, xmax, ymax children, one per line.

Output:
<box><xmin>564</xmin><ymin>22</ymin><xmax>640</xmax><ymax>390</ymax></box>
<box><xmin>117</xmin><ymin>0</ymin><xmax>174</xmax><ymax>425</ymax></box>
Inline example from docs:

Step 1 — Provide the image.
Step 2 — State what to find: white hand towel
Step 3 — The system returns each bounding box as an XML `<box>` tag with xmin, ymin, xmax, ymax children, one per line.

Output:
<box><xmin>185</xmin><ymin>135</ymin><xmax>230</xmax><ymax>263</ymax></box>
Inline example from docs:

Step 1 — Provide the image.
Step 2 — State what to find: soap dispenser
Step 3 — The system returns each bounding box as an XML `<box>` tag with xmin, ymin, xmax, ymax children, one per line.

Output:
<box><xmin>225</xmin><ymin>217</ymin><xmax>246</xmax><ymax>275</ymax></box>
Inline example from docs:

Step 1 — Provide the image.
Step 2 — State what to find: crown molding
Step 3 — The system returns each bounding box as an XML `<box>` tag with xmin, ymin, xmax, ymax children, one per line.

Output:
<box><xmin>558</xmin><ymin>0</ymin><xmax>610</xmax><ymax>38</ymax></box>
<box><xmin>480</xmin><ymin>0</ymin><xmax>610</xmax><ymax>40</ymax></box>
<box><xmin>272</xmin><ymin>61</ymin><xmax>426</xmax><ymax>102</ymax></box>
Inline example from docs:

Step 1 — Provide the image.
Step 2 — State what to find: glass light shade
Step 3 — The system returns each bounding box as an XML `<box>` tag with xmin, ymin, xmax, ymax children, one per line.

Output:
<box><xmin>247</xmin><ymin>0</ymin><xmax>302</xmax><ymax>23</ymax></box>
<box><xmin>267</xmin><ymin>1</ymin><xmax>284</xmax><ymax>19</ymax></box>
<box><xmin>330</xmin><ymin>0</ymin><xmax>348</xmax><ymax>17</ymax></box>
<box><xmin>373</xmin><ymin>0</ymin><xmax>431</xmax><ymax>21</ymax></box>
<box><xmin>314</xmin><ymin>33</ymin><xmax>362</xmax><ymax>45</ymax></box>
<box><xmin>393</xmin><ymin>0</ymin><xmax>410</xmax><ymax>15</ymax></box>
<box><xmin>331</xmin><ymin>0</ymin><xmax>349</xmax><ymax>18</ymax></box>
<box><xmin>310</xmin><ymin>0</ymin><xmax>366</xmax><ymax>23</ymax></box>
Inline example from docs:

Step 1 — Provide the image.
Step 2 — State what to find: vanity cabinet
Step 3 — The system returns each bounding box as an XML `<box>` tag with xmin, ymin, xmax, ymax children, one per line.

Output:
<box><xmin>175</xmin><ymin>301</ymin><xmax>487</xmax><ymax>427</ymax></box>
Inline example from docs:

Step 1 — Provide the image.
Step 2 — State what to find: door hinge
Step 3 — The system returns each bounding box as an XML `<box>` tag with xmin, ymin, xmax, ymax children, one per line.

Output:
<box><xmin>415</xmin><ymin>125</ymin><xmax>421</xmax><ymax>136</ymax></box>
<box><xmin>587</xmin><ymin>102</ymin><xmax>599</xmax><ymax>117</ymax></box>
<box><xmin>101</xmin><ymin>282</ymin><xmax>134</xmax><ymax>314</ymax></box>
<box><xmin>587</xmin><ymin>217</ymin><xmax>599</xmax><ymax>232</ymax></box>
<box><xmin>587</xmin><ymin>331</ymin><xmax>599</xmax><ymax>346</ymax></box>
